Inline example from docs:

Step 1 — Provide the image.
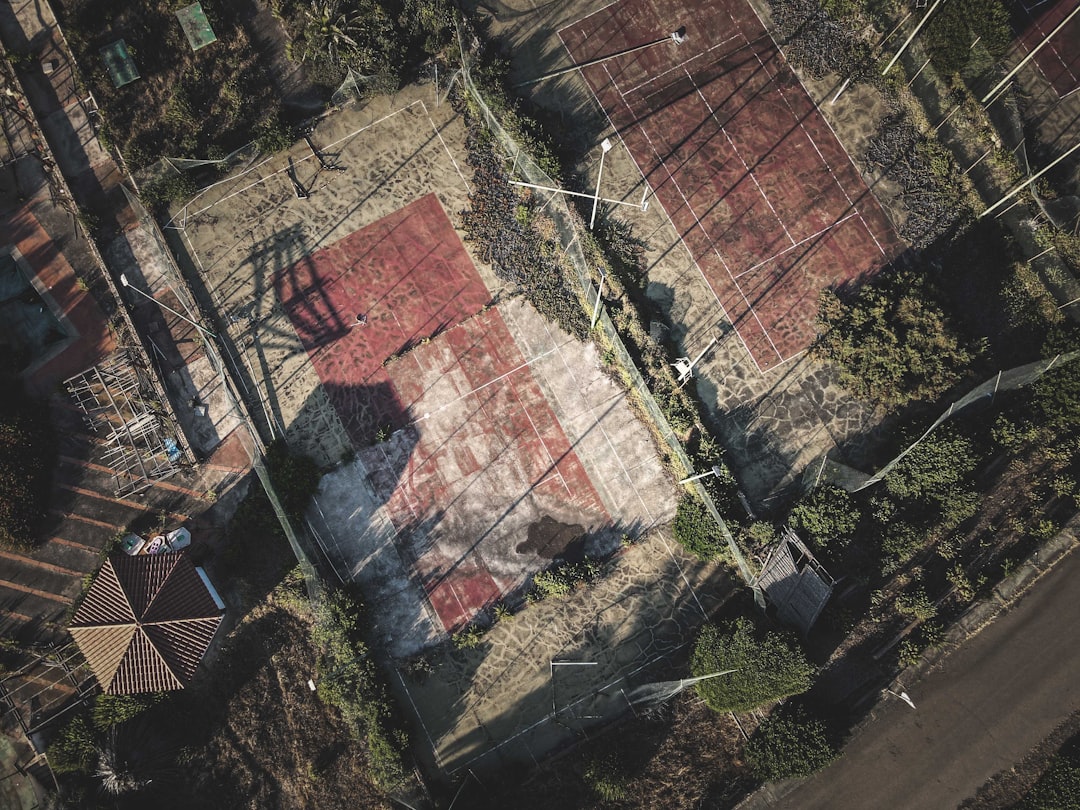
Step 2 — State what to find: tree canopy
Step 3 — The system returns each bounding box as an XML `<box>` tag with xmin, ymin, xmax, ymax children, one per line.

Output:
<box><xmin>814</xmin><ymin>270</ymin><xmax>976</xmax><ymax>411</ymax></box>
<box><xmin>744</xmin><ymin>706</ymin><xmax>839</xmax><ymax>782</ymax></box>
<box><xmin>787</xmin><ymin>484</ymin><xmax>860</xmax><ymax>556</ymax></box>
<box><xmin>883</xmin><ymin>426</ymin><xmax>980</xmax><ymax>503</ymax></box>
<box><xmin>691</xmin><ymin>618</ymin><xmax>814</xmax><ymax>713</ymax></box>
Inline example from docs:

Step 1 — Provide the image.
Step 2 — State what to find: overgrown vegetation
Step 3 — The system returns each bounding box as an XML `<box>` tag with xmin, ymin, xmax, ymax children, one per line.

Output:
<box><xmin>691</xmin><ymin>618</ymin><xmax>814</xmax><ymax>713</ymax></box>
<box><xmin>787</xmin><ymin>484</ymin><xmax>860</xmax><ymax>563</ymax></box>
<box><xmin>47</xmin><ymin>692</ymin><xmax>161</xmax><ymax>776</ymax></box>
<box><xmin>1016</xmin><ymin>732</ymin><xmax>1080</xmax><ymax>810</ymax></box>
<box><xmin>313</xmin><ymin>587</ymin><xmax>411</xmax><ymax>791</ymax></box>
<box><xmin>271</xmin><ymin>0</ymin><xmax>454</xmax><ymax>91</ymax></box>
<box><xmin>923</xmin><ymin>0</ymin><xmax>1012</xmax><ymax>78</ymax></box>
<box><xmin>673</xmin><ymin>494</ymin><xmax>726</xmax><ymax>561</ymax></box>
<box><xmin>864</xmin><ymin>114</ymin><xmax>969</xmax><ymax>247</ymax></box>
<box><xmin>0</xmin><ymin>386</ymin><xmax>56</xmax><ymax>549</ymax></box>
<box><xmin>459</xmin><ymin>110</ymin><xmax>588</xmax><ymax>339</ymax></box>
<box><xmin>52</xmin><ymin>0</ymin><xmax>456</xmax><ymax>175</ymax></box>
<box><xmin>768</xmin><ymin>0</ymin><xmax>874</xmax><ymax>81</ymax></box>
<box><xmin>744</xmin><ymin>705</ymin><xmax>840</xmax><ymax>783</ymax></box>
<box><xmin>529</xmin><ymin>557</ymin><xmax>604</xmax><ymax>601</ymax></box>
<box><xmin>814</xmin><ymin>268</ymin><xmax>978</xmax><ymax>411</ymax></box>
<box><xmin>264</xmin><ymin>438</ymin><xmax>321</xmax><ymax>519</ymax></box>
<box><xmin>54</xmin><ymin>0</ymin><xmax>278</xmax><ymax>168</ymax></box>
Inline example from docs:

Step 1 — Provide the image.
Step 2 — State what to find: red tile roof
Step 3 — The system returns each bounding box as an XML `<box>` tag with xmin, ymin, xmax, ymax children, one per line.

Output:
<box><xmin>69</xmin><ymin>553</ymin><xmax>224</xmax><ymax>694</ymax></box>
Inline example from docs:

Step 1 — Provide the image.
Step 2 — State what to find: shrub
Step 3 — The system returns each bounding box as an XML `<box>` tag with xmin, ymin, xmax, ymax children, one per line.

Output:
<box><xmin>254</xmin><ymin>114</ymin><xmax>294</xmax><ymax>154</ymax></box>
<box><xmin>47</xmin><ymin>715</ymin><xmax>96</xmax><ymax>774</ymax></box>
<box><xmin>895</xmin><ymin>587</ymin><xmax>936</xmax><ymax>621</ymax></box>
<box><xmin>264</xmin><ymin>439</ymin><xmax>321</xmax><ymax>519</ymax></box>
<box><xmin>583</xmin><ymin>751</ymin><xmax>631</xmax><ymax>802</ymax></box>
<box><xmin>924</xmin><ymin>0</ymin><xmax>1011</xmax><ymax>76</ymax></box>
<box><xmin>999</xmin><ymin>261</ymin><xmax>1063</xmax><ymax>333</ymax></box>
<box><xmin>878</xmin><ymin>520</ymin><xmax>926</xmax><ymax>572</ymax></box>
<box><xmin>787</xmin><ymin>485</ymin><xmax>860</xmax><ymax>556</ymax></box>
<box><xmin>691</xmin><ymin>618</ymin><xmax>814</xmax><ymax>713</ymax></box>
<box><xmin>673</xmin><ymin>494</ymin><xmax>724</xmax><ymax>561</ymax></box>
<box><xmin>460</xmin><ymin>119</ymin><xmax>587</xmax><ymax>340</ymax></box>
<box><xmin>139</xmin><ymin>172</ymin><xmax>197</xmax><ymax>210</ymax></box>
<box><xmin>530</xmin><ymin>558</ymin><xmax>602</xmax><ymax>601</ymax></box>
<box><xmin>946</xmin><ymin>563</ymin><xmax>975</xmax><ymax>601</ymax></box>
<box><xmin>452</xmin><ymin>624</ymin><xmax>485</xmax><ymax>649</ymax></box>
<box><xmin>313</xmin><ymin>589</ymin><xmax>410</xmax><ymax>791</ymax></box>
<box><xmin>883</xmin><ymin>427</ymin><xmax>980</xmax><ymax>503</ymax></box>
<box><xmin>1017</xmin><ymin>742</ymin><xmax>1080</xmax><ymax>810</ymax></box>
<box><xmin>897</xmin><ymin>638</ymin><xmax>924</xmax><ymax>668</ymax></box>
<box><xmin>91</xmin><ymin>693</ymin><xmax>159</xmax><ymax>731</ymax></box>
<box><xmin>744</xmin><ymin>706</ymin><xmax>839</xmax><ymax>783</ymax></box>
<box><xmin>814</xmin><ymin>271</ymin><xmax>976</xmax><ymax>410</ymax></box>
<box><xmin>1034</xmin><ymin>360</ymin><xmax>1080</xmax><ymax>437</ymax></box>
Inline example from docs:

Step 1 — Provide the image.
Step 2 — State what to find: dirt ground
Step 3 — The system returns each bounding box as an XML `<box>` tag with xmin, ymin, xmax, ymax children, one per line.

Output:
<box><xmin>396</xmin><ymin>525</ymin><xmax>732</xmax><ymax>779</ymax></box>
<box><xmin>475</xmin><ymin>0</ymin><xmax>905</xmax><ymax>506</ymax></box>
<box><xmin>172</xmin><ymin>590</ymin><xmax>392</xmax><ymax>810</ymax></box>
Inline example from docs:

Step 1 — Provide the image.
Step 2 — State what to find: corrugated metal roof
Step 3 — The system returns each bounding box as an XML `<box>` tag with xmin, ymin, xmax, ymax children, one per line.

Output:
<box><xmin>70</xmin><ymin>553</ymin><xmax>224</xmax><ymax>694</ymax></box>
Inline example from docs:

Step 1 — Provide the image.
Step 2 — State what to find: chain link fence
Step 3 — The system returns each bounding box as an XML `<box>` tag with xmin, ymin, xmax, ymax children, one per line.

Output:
<box><xmin>132</xmin><ymin>141</ymin><xmax>263</xmax><ymax>195</ymax></box>
<box><xmin>454</xmin><ymin>22</ymin><xmax>759</xmax><ymax>591</ymax></box>
<box><xmin>122</xmin><ymin>185</ymin><xmax>324</xmax><ymax>603</ymax></box>
<box><xmin>809</xmin><ymin>349</ymin><xmax>1080</xmax><ymax>493</ymax></box>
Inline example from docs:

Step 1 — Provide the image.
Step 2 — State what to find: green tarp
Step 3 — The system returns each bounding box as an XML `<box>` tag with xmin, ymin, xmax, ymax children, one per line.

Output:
<box><xmin>176</xmin><ymin>3</ymin><xmax>218</xmax><ymax>52</ymax></box>
<box><xmin>100</xmin><ymin>39</ymin><xmax>140</xmax><ymax>88</ymax></box>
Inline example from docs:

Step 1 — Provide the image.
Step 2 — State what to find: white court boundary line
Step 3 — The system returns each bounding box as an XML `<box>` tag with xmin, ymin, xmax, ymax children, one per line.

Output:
<box><xmin>451</xmin><ymin>635</ymin><xmax>699</xmax><ymax>773</ymax></box>
<box><xmin>734</xmin><ymin>210</ymin><xmax>859</xmax><ymax>279</ymax></box>
<box><xmin>1020</xmin><ymin>3</ymin><xmax>1079</xmax><ymax>90</ymax></box>
<box><xmin>178</xmin><ymin>95</ymin><xmax>476</xmax><ymax>357</ymax></box>
<box><xmin>624</xmin><ymin>34</ymin><xmax>742</xmax><ymax>97</ymax></box>
<box><xmin>555</xmin><ymin>25</ymin><xmax>769</xmax><ymax>373</ymax></box>
<box><xmin>502</xmin><ymin>301</ymin><xmax>660</xmax><ymax>527</ymax></box>
<box><xmin>172</xmin><ymin>99</ymin><xmax>470</xmax><ymax>225</ymax></box>
<box><xmin>604</xmin><ymin>60</ymin><xmax>781</xmax><ymax>367</ymax></box>
<box><xmin>690</xmin><ymin>65</ymin><xmax>797</xmax><ymax>247</ymax></box>
<box><xmin>558</xmin><ymin>6</ymin><xmax>897</xmax><ymax>373</ymax></box>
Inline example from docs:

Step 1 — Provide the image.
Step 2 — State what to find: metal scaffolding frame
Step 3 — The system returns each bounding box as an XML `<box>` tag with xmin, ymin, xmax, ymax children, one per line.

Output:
<box><xmin>0</xmin><ymin>643</ymin><xmax>95</xmax><ymax>743</ymax></box>
<box><xmin>64</xmin><ymin>349</ymin><xmax>183</xmax><ymax>495</ymax></box>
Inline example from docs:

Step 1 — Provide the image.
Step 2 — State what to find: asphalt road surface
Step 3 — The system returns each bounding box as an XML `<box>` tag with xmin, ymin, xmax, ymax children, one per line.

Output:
<box><xmin>766</xmin><ymin>547</ymin><xmax>1080</xmax><ymax>810</ymax></box>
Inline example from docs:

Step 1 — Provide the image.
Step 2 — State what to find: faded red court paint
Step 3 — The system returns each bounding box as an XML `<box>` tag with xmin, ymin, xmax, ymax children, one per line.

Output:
<box><xmin>382</xmin><ymin>307</ymin><xmax>610</xmax><ymax>632</ymax></box>
<box><xmin>275</xmin><ymin>193</ymin><xmax>491</xmax><ymax>445</ymax></box>
<box><xmin>281</xmin><ymin>197</ymin><xmax>609</xmax><ymax>633</ymax></box>
<box><xmin>1012</xmin><ymin>0</ymin><xmax>1080</xmax><ymax>97</ymax></box>
<box><xmin>561</xmin><ymin>0</ymin><xmax>900</xmax><ymax>371</ymax></box>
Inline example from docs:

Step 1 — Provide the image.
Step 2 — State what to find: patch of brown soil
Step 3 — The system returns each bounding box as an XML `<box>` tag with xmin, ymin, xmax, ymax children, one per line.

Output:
<box><xmin>475</xmin><ymin>696</ymin><xmax>756</xmax><ymax>810</ymax></box>
<box><xmin>160</xmin><ymin>591</ymin><xmax>391</xmax><ymax>810</ymax></box>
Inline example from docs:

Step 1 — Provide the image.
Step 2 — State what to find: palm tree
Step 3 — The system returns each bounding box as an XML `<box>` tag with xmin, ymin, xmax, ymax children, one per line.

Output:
<box><xmin>301</xmin><ymin>0</ymin><xmax>365</xmax><ymax>66</ymax></box>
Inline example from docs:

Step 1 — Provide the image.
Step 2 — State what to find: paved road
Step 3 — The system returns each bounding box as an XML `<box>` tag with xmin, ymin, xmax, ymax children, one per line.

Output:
<box><xmin>760</xmin><ymin>546</ymin><xmax>1080</xmax><ymax>810</ymax></box>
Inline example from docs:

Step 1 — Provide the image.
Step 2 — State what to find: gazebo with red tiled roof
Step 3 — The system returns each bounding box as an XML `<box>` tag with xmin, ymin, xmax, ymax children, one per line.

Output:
<box><xmin>69</xmin><ymin>552</ymin><xmax>225</xmax><ymax>694</ymax></box>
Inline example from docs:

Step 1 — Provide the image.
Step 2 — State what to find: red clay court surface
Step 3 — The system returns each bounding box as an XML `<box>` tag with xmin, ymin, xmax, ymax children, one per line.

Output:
<box><xmin>277</xmin><ymin>194</ymin><xmax>609</xmax><ymax>632</ymax></box>
<box><xmin>274</xmin><ymin>193</ymin><xmax>491</xmax><ymax>445</ymax></box>
<box><xmin>560</xmin><ymin>0</ymin><xmax>900</xmax><ymax>372</ymax></box>
<box><xmin>376</xmin><ymin>306</ymin><xmax>610</xmax><ymax>632</ymax></box>
<box><xmin>1011</xmin><ymin>0</ymin><xmax>1080</xmax><ymax>97</ymax></box>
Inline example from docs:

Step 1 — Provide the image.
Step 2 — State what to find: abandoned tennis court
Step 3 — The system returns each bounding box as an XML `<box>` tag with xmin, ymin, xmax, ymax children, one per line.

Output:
<box><xmin>168</xmin><ymin>84</ymin><xmax>733</xmax><ymax>773</ymax></box>
<box><xmin>560</xmin><ymin>0</ymin><xmax>900</xmax><ymax>373</ymax></box>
